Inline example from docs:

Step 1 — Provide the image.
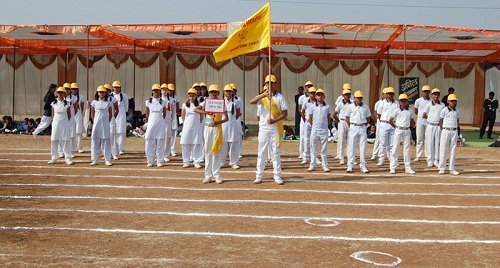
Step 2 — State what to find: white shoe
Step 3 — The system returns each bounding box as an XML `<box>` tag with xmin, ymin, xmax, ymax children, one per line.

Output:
<box><xmin>70</xmin><ymin>154</ymin><xmax>76</xmax><ymax>158</ymax></box>
<box><xmin>231</xmin><ymin>164</ymin><xmax>240</xmax><ymax>169</ymax></box>
<box><xmin>113</xmin><ymin>155</ymin><xmax>119</xmax><ymax>160</ymax></box>
<box><xmin>434</xmin><ymin>162</ymin><xmax>439</xmax><ymax>167</ymax></box>
<box><xmin>317</xmin><ymin>160</ymin><xmax>322</xmax><ymax>165</ymax></box>
<box><xmin>182</xmin><ymin>163</ymin><xmax>190</xmax><ymax>168</ymax></box>
<box><xmin>157</xmin><ymin>163</ymin><xmax>164</xmax><ymax>167</ymax></box>
<box><xmin>405</xmin><ymin>169</ymin><xmax>416</xmax><ymax>174</ymax></box>
<box><xmin>78</xmin><ymin>149</ymin><xmax>85</xmax><ymax>153</ymax></box>
<box><xmin>300</xmin><ymin>160</ymin><xmax>308</xmax><ymax>165</ymax></box>
<box><xmin>220</xmin><ymin>164</ymin><xmax>229</xmax><ymax>168</ymax></box>
<box><xmin>346</xmin><ymin>167</ymin><xmax>353</xmax><ymax>173</ymax></box>
<box><xmin>450</xmin><ymin>170</ymin><xmax>460</xmax><ymax>175</ymax></box>
<box><xmin>47</xmin><ymin>159</ymin><xmax>56</xmax><ymax>164</ymax></box>
<box><xmin>119</xmin><ymin>151</ymin><xmax>125</xmax><ymax>155</ymax></box>
<box><xmin>253</xmin><ymin>178</ymin><xmax>262</xmax><ymax>184</ymax></box>
<box><xmin>274</xmin><ymin>177</ymin><xmax>284</xmax><ymax>185</ymax></box>
<box><xmin>58</xmin><ymin>153</ymin><xmax>64</xmax><ymax>158</ymax></box>
<box><xmin>323</xmin><ymin>166</ymin><xmax>330</xmax><ymax>172</ymax></box>
<box><xmin>439</xmin><ymin>170</ymin><xmax>445</xmax><ymax>175</ymax></box>
<box><xmin>334</xmin><ymin>155</ymin><xmax>340</xmax><ymax>160</ymax></box>
<box><xmin>307</xmin><ymin>166</ymin><xmax>315</xmax><ymax>172</ymax></box>
<box><xmin>377</xmin><ymin>161</ymin><xmax>384</xmax><ymax>166</ymax></box>
<box><xmin>339</xmin><ymin>160</ymin><xmax>345</xmax><ymax>165</ymax></box>
<box><xmin>33</xmin><ymin>133</ymin><xmax>38</xmax><ymax>139</ymax></box>
<box><xmin>361</xmin><ymin>167</ymin><xmax>369</xmax><ymax>173</ymax></box>
<box><xmin>298</xmin><ymin>155</ymin><xmax>302</xmax><ymax>159</ymax></box>
<box><xmin>164</xmin><ymin>157</ymin><xmax>170</xmax><ymax>162</ymax></box>
<box><xmin>427</xmin><ymin>163</ymin><xmax>433</xmax><ymax>167</ymax></box>
<box><xmin>353</xmin><ymin>161</ymin><xmax>358</xmax><ymax>166</ymax></box>
<box><xmin>90</xmin><ymin>161</ymin><xmax>97</xmax><ymax>166</ymax></box>
<box><xmin>194</xmin><ymin>163</ymin><xmax>202</xmax><ymax>169</ymax></box>
<box><xmin>215</xmin><ymin>178</ymin><xmax>223</xmax><ymax>184</ymax></box>
<box><xmin>105</xmin><ymin>161</ymin><xmax>113</xmax><ymax>166</ymax></box>
<box><xmin>171</xmin><ymin>152</ymin><xmax>177</xmax><ymax>157</ymax></box>
<box><xmin>414</xmin><ymin>157</ymin><xmax>420</xmax><ymax>162</ymax></box>
<box><xmin>66</xmin><ymin>160</ymin><xmax>74</xmax><ymax>165</ymax></box>
<box><xmin>203</xmin><ymin>177</ymin><xmax>211</xmax><ymax>183</ymax></box>
<box><xmin>390</xmin><ymin>169</ymin><xmax>396</xmax><ymax>174</ymax></box>
<box><xmin>200</xmin><ymin>159</ymin><xmax>205</xmax><ymax>163</ymax></box>
<box><xmin>370</xmin><ymin>155</ymin><xmax>376</xmax><ymax>160</ymax></box>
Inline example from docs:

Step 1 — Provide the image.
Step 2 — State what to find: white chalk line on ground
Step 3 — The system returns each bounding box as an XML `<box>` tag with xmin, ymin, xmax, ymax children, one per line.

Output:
<box><xmin>0</xmin><ymin>253</ymin><xmax>175</xmax><ymax>263</ymax></box>
<box><xmin>2</xmin><ymin>207</ymin><xmax>498</xmax><ymax>225</ymax></box>
<box><xmin>2</xmin><ymin>182</ymin><xmax>499</xmax><ymax>198</ymax></box>
<box><xmin>2</xmin><ymin>195</ymin><xmax>500</xmax><ymax>209</ymax></box>
<box><xmin>1</xmin><ymin>226</ymin><xmax>499</xmax><ymax>244</ymax></box>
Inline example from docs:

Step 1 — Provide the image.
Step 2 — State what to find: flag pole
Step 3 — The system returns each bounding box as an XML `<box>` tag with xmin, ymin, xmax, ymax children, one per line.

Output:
<box><xmin>268</xmin><ymin>39</ymin><xmax>272</xmax><ymax>123</ymax></box>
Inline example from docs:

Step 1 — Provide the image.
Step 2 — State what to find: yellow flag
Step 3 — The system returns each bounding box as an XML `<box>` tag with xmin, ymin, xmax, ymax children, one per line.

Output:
<box><xmin>213</xmin><ymin>2</ymin><xmax>271</xmax><ymax>63</ymax></box>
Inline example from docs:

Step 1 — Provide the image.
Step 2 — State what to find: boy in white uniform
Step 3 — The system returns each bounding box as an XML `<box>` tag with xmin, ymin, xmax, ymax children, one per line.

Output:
<box><xmin>376</xmin><ymin>86</ymin><xmax>399</xmax><ymax>166</ymax></box>
<box><xmin>371</xmin><ymin>88</ymin><xmax>386</xmax><ymax>160</ymax></box>
<box><xmin>438</xmin><ymin>94</ymin><xmax>460</xmax><ymax>175</ymax></box>
<box><xmin>307</xmin><ymin>88</ymin><xmax>331</xmax><ymax>172</ymax></box>
<box><xmin>423</xmin><ymin>88</ymin><xmax>445</xmax><ymax>167</ymax></box>
<box><xmin>250</xmin><ymin>75</ymin><xmax>288</xmax><ymax>185</ymax></box>
<box><xmin>389</xmin><ymin>94</ymin><xmax>416</xmax><ymax>174</ymax></box>
<box><xmin>345</xmin><ymin>90</ymin><xmax>371</xmax><ymax>173</ymax></box>
<box><xmin>298</xmin><ymin>81</ymin><xmax>313</xmax><ymax>159</ymax></box>
<box><xmin>333</xmin><ymin>89</ymin><xmax>352</xmax><ymax>165</ymax></box>
<box><xmin>414</xmin><ymin>85</ymin><xmax>432</xmax><ymax>162</ymax></box>
<box><xmin>300</xmin><ymin>86</ymin><xmax>317</xmax><ymax>164</ymax></box>
<box><xmin>334</xmin><ymin>83</ymin><xmax>353</xmax><ymax>159</ymax></box>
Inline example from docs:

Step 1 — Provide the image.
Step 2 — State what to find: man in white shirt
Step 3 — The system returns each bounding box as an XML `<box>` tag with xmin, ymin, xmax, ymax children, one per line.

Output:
<box><xmin>414</xmin><ymin>85</ymin><xmax>432</xmax><ymax>162</ymax></box>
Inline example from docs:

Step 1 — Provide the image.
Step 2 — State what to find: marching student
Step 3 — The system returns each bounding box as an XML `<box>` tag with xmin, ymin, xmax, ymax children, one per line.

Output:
<box><xmin>144</xmin><ymin>84</ymin><xmax>167</xmax><ymax>167</ymax></box>
<box><xmin>105</xmin><ymin>84</ymin><xmax>119</xmax><ymax>159</ymax></box>
<box><xmin>345</xmin><ymin>90</ymin><xmax>371</xmax><ymax>173</ymax></box>
<box><xmin>230</xmin><ymin>83</ymin><xmax>244</xmax><ymax>159</ymax></box>
<box><xmin>48</xmin><ymin>87</ymin><xmax>73</xmax><ymax>165</ymax></box>
<box><xmin>180</xmin><ymin>88</ymin><xmax>204</xmax><ymax>168</ymax></box>
<box><xmin>90</xmin><ymin>86</ymin><xmax>113</xmax><ymax>166</ymax></box>
<box><xmin>438</xmin><ymin>94</ymin><xmax>460</xmax><ymax>175</ymax></box>
<box><xmin>306</xmin><ymin>88</ymin><xmax>331</xmax><ymax>172</ymax></box>
<box><xmin>376</xmin><ymin>86</ymin><xmax>399</xmax><ymax>166</ymax></box>
<box><xmin>60</xmin><ymin>83</ymin><xmax>78</xmax><ymax>158</ymax></box>
<box><xmin>221</xmin><ymin>84</ymin><xmax>242</xmax><ymax>169</ymax></box>
<box><xmin>423</xmin><ymin>88</ymin><xmax>445</xmax><ymax>167</ymax></box>
<box><xmin>370</xmin><ymin>88</ymin><xmax>386</xmax><ymax>160</ymax></box>
<box><xmin>300</xmin><ymin>86</ymin><xmax>317</xmax><ymax>164</ymax></box>
<box><xmin>70</xmin><ymin>83</ymin><xmax>86</xmax><ymax>153</ymax></box>
<box><xmin>195</xmin><ymin>84</ymin><xmax>228</xmax><ymax>183</ymax></box>
<box><xmin>334</xmin><ymin>83</ymin><xmax>354</xmax><ymax>160</ymax></box>
<box><xmin>414</xmin><ymin>85</ymin><xmax>432</xmax><ymax>162</ymax></box>
<box><xmin>111</xmin><ymin>81</ymin><xmax>129</xmax><ymax>156</ymax></box>
<box><xmin>250</xmin><ymin>74</ymin><xmax>288</xmax><ymax>185</ymax></box>
<box><xmin>298</xmin><ymin>81</ymin><xmax>313</xmax><ymax>159</ymax></box>
<box><xmin>389</xmin><ymin>94</ymin><xmax>416</xmax><ymax>174</ymax></box>
<box><xmin>161</xmin><ymin>83</ymin><xmax>174</xmax><ymax>162</ymax></box>
<box><xmin>167</xmin><ymin>83</ymin><xmax>180</xmax><ymax>157</ymax></box>
<box><xmin>33</xmin><ymin>84</ymin><xmax>57</xmax><ymax>138</ymax></box>
<box><xmin>333</xmin><ymin>88</ymin><xmax>352</xmax><ymax>165</ymax></box>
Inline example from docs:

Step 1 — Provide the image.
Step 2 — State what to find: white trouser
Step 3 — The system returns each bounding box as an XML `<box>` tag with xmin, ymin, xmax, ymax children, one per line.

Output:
<box><xmin>76</xmin><ymin>134</ymin><xmax>83</xmax><ymax>151</ymax></box>
<box><xmin>438</xmin><ymin>128</ymin><xmax>458</xmax><ymax>172</ymax></box>
<box><xmin>390</xmin><ymin>128</ymin><xmax>412</xmax><ymax>170</ymax></box>
<box><xmin>91</xmin><ymin>138</ymin><xmax>111</xmax><ymax>162</ymax></box>
<box><xmin>204</xmin><ymin>127</ymin><xmax>221</xmax><ymax>180</ymax></box>
<box><xmin>221</xmin><ymin>141</ymin><xmax>240</xmax><ymax>166</ymax></box>
<box><xmin>299</xmin><ymin>119</ymin><xmax>306</xmax><ymax>156</ymax></box>
<box><xmin>337</xmin><ymin>120</ymin><xmax>349</xmax><ymax>161</ymax></box>
<box><xmin>70</xmin><ymin>136</ymin><xmax>77</xmax><ymax>154</ymax></box>
<box><xmin>425</xmin><ymin>124</ymin><xmax>441</xmax><ymax>165</ymax></box>
<box><xmin>182</xmin><ymin>144</ymin><xmax>202</xmax><ymax>165</ymax></box>
<box><xmin>378</xmin><ymin>122</ymin><xmax>394</xmax><ymax>162</ymax></box>
<box><xmin>145</xmin><ymin>138</ymin><xmax>165</xmax><ymax>165</ymax></box>
<box><xmin>164</xmin><ymin>124</ymin><xmax>173</xmax><ymax>159</ymax></box>
<box><xmin>170</xmin><ymin>130</ymin><xmax>177</xmax><ymax>154</ymax></box>
<box><xmin>33</xmin><ymin>116</ymin><xmax>52</xmax><ymax>135</ymax></box>
<box><xmin>51</xmin><ymin>140</ymin><xmax>70</xmax><ymax>161</ymax></box>
<box><xmin>372</xmin><ymin>120</ymin><xmax>381</xmax><ymax>157</ymax></box>
<box><xmin>256</xmin><ymin>128</ymin><xmax>281</xmax><ymax>179</ymax></box>
<box><xmin>111</xmin><ymin>133</ymin><xmax>118</xmax><ymax>156</ymax></box>
<box><xmin>115</xmin><ymin>133</ymin><xmax>126</xmax><ymax>152</ymax></box>
<box><xmin>416</xmin><ymin>121</ymin><xmax>427</xmax><ymax>158</ymax></box>
<box><xmin>347</xmin><ymin>125</ymin><xmax>367</xmax><ymax>168</ymax></box>
<box><xmin>303</xmin><ymin>127</ymin><xmax>312</xmax><ymax>160</ymax></box>
<box><xmin>309</xmin><ymin>129</ymin><xmax>328</xmax><ymax>168</ymax></box>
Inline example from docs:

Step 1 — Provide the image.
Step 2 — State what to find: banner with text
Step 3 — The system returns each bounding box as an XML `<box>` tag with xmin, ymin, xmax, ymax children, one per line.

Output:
<box><xmin>399</xmin><ymin>77</ymin><xmax>419</xmax><ymax>105</ymax></box>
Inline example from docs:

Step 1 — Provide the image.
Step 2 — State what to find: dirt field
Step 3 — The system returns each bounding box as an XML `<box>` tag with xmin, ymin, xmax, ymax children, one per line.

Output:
<box><xmin>0</xmin><ymin>134</ymin><xmax>499</xmax><ymax>267</ymax></box>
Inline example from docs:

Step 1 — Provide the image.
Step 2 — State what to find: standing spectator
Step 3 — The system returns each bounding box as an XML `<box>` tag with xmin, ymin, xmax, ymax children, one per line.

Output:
<box><xmin>294</xmin><ymin>86</ymin><xmax>304</xmax><ymax>136</ymax></box>
<box><xmin>441</xmin><ymin>87</ymin><xmax>455</xmax><ymax>106</ymax></box>
<box><xmin>33</xmin><ymin>84</ymin><xmax>57</xmax><ymax>138</ymax></box>
<box><xmin>479</xmin><ymin>91</ymin><xmax>498</xmax><ymax>139</ymax></box>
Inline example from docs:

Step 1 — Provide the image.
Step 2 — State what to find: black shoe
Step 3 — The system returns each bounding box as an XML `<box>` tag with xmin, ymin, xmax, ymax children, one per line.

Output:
<box><xmin>479</xmin><ymin>136</ymin><xmax>483</xmax><ymax>139</ymax></box>
<box><xmin>488</xmin><ymin>136</ymin><xmax>494</xmax><ymax>139</ymax></box>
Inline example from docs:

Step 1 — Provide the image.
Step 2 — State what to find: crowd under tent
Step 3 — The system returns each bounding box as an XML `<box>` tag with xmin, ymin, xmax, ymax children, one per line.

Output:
<box><xmin>1</xmin><ymin>23</ymin><xmax>500</xmax><ymax>125</ymax></box>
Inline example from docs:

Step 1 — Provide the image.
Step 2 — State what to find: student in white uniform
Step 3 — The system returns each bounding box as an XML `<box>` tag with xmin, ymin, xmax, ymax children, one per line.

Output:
<box><xmin>230</xmin><ymin>83</ymin><xmax>244</xmax><ymax>159</ymax></box>
<box><xmin>181</xmin><ymin>88</ymin><xmax>203</xmax><ymax>168</ymax></box>
<box><xmin>168</xmin><ymin>83</ymin><xmax>179</xmax><ymax>157</ymax></box>
<box><xmin>71</xmin><ymin>83</ymin><xmax>86</xmax><ymax>153</ymax></box>
<box><xmin>300</xmin><ymin>86</ymin><xmax>317</xmax><ymax>164</ymax></box>
<box><xmin>60</xmin><ymin>83</ymin><xmax>78</xmax><ymax>158</ymax></box>
<box><xmin>376</xmin><ymin>86</ymin><xmax>399</xmax><ymax>166</ymax></box>
<box><xmin>298</xmin><ymin>81</ymin><xmax>313</xmax><ymax>159</ymax></box>
<box><xmin>423</xmin><ymin>88</ymin><xmax>445</xmax><ymax>167</ymax></box>
<box><xmin>48</xmin><ymin>87</ymin><xmax>73</xmax><ymax>165</ymax></box>
<box><xmin>414</xmin><ymin>85</ymin><xmax>432</xmax><ymax>162</ymax></box>
<box><xmin>221</xmin><ymin>84</ymin><xmax>242</xmax><ymax>169</ymax></box>
<box><xmin>371</xmin><ymin>88</ymin><xmax>386</xmax><ymax>160</ymax></box>
<box><xmin>33</xmin><ymin>84</ymin><xmax>57</xmax><ymax>138</ymax></box>
<box><xmin>438</xmin><ymin>94</ymin><xmax>460</xmax><ymax>175</ymax></box>
<box><xmin>111</xmin><ymin>81</ymin><xmax>129</xmax><ymax>155</ymax></box>
<box><xmin>160</xmin><ymin>83</ymin><xmax>174</xmax><ymax>163</ymax></box>
<box><xmin>105</xmin><ymin>84</ymin><xmax>119</xmax><ymax>159</ymax></box>
<box><xmin>194</xmin><ymin>84</ymin><xmax>228</xmax><ymax>183</ymax></box>
<box><xmin>250</xmin><ymin>75</ymin><xmax>288</xmax><ymax>185</ymax></box>
<box><xmin>144</xmin><ymin>84</ymin><xmax>167</xmax><ymax>167</ymax></box>
<box><xmin>90</xmin><ymin>86</ymin><xmax>113</xmax><ymax>166</ymax></box>
<box><xmin>389</xmin><ymin>93</ymin><xmax>416</xmax><ymax>174</ymax></box>
<box><xmin>333</xmin><ymin>89</ymin><xmax>352</xmax><ymax>165</ymax></box>
<box><xmin>334</xmin><ymin>83</ymin><xmax>354</xmax><ymax>159</ymax></box>
<box><xmin>345</xmin><ymin>90</ymin><xmax>371</xmax><ymax>173</ymax></box>
<box><xmin>306</xmin><ymin>88</ymin><xmax>331</xmax><ymax>172</ymax></box>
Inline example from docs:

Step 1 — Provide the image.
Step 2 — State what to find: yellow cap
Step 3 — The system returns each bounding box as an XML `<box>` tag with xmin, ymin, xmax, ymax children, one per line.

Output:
<box><xmin>187</xmin><ymin>88</ymin><xmax>197</xmax><ymax>95</ymax></box>
<box><xmin>200</xmin><ymin>82</ymin><xmax>207</xmax><ymax>87</ymax></box>
<box><xmin>103</xmin><ymin>84</ymin><xmax>112</xmax><ymax>90</ymax></box>
<box><xmin>308</xmin><ymin>87</ymin><xmax>317</xmax><ymax>93</ymax></box>
<box><xmin>223</xmin><ymin>84</ymin><xmax>233</xmax><ymax>91</ymax></box>
<box><xmin>354</xmin><ymin>90</ymin><xmax>364</xmax><ymax>98</ymax></box>
<box><xmin>265</xmin><ymin>74</ymin><xmax>277</xmax><ymax>83</ymax></box>
<box><xmin>192</xmin><ymin>83</ymin><xmax>200</xmax><ymax>88</ymax></box>
<box><xmin>382</xmin><ymin>87</ymin><xmax>387</xmax><ymax>94</ymax></box>
<box><xmin>385</xmin><ymin>87</ymin><xmax>395</xmax><ymax>94</ymax></box>
<box><xmin>342</xmin><ymin>89</ymin><xmax>351</xmax><ymax>95</ymax></box>
<box><xmin>63</xmin><ymin>83</ymin><xmax>71</xmax><ymax>88</ymax></box>
<box><xmin>208</xmin><ymin>84</ymin><xmax>220</xmax><ymax>92</ymax></box>
<box><xmin>230</xmin><ymin>83</ymin><xmax>237</xmax><ymax>89</ymax></box>
<box><xmin>160</xmin><ymin>83</ymin><xmax>168</xmax><ymax>89</ymax></box>
<box><xmin>70</xmin><ymin>83</ymin><xmax>79</xmax><ymax>89</ymax></box>
<box><xmin>316</xmin><ymin>88</ymin><xmax>325</xmax><ymax>94</ymax></box>
<box><xmin>167</xmin><ymin>83</ymin><xmax>175</xmax><ymax>91</ymax></box>
<box><xmin>305</xmin><ymin>80</ymin><xmax>313</xmax><ymax>86</ymax></box>
<box><xmin>97</xmin><ymin>85</ymin><xmax>106</xmax><ymax>92</ymax></box>
<box><xmin>56</xmin><ymin>86</ymin><xmax>66</xmax><ymax>93</ymax></box>
<box><xmin>112</xmin><ymin>81</ymin><xmax>121</xmax><ymax>88</ymax></box>
<box><xmin>399</xmin><ymin>93</ymin><xmax>409</xmax><ymax>100</ymax></box>
<box><xmin>422</xmin><ymin>85</ymin><xmax>431</xmax><ymax>91</ymax></box>
<box><xmin>152</xmin><ymin>84</ymin><xmax>161</xmax><ymax>90</ymax></box>
<box><xmin>431</xmin><ymin>88</ymin><xmax>440</xmax><ymax>94</ymax></box>
<box><xmin>343</xmin><ymin>83</ymin><xmax>351</xmax><ymax>90</ymax></box>
<box><xmin>448</xmin><ymin>94</ymin><xmax>458</xmax><ymax>101</ymax></box>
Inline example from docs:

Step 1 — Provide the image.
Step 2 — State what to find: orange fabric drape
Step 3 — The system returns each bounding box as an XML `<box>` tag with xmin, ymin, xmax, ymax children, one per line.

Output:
<box><xmin>206</xmin><ymin>55</ymin><xmax>230</xmax><ymax>71</ymax></box>
<box><xmin>130</xmin><ymin>53</ymin><xmax>158</xmax><ymax>68</ymax></box>
<box><xmin>473</xmin><ymin>63</ymin><xmax>486</xmax><ymax>125</ymax></box>
<box><xmin>417</xmin><ymin>62</ymin><xmax>442</xmax><ymax>78</ymax></box>
<box><xmin>77</xmin><ymin>54</ymin><xmax>105</xmax><ymax>68</ymax></box>
<box><xmin>29</xmin><ymin>55</ymin><xmax>57</xmax><ymax>70</ymax></box>
<box><xmin>443</xmin><ymin>63</ymin><xmax>475</xmax><ymax>78</ymax></box>
<box><xmin>387</xmin><ymin>61</ymin><xmax>416</xmax><ymax>76</ymax></box>
<box><xmin>282</xmin><ymin>58</ymin><xmax>314</xmax><ymax>73</ymax></box>
<box><xmin>58</xmin><ymin>54</ymin><xmax>77</xmax><ymax>86</ymax></box>
<box><xmin>233</xmin><ymin>56</ymin><xmax>262</xmax><ymax>71</ymax></box>
<box><xmin>159</xmin><ymin>52</ymin><xmax>175</xmax><ymax>85</ymax></box>
<box><xmin>340</xmin><ymin>60</ymin><xmax>370</xmax><ymax>76</ymax></box>
<box><xmin>314</xmin><ymin>59</ymin><xmax>339</xmax><ymax>75</ymax></box>
<box><xmin>106</xmin><ymin>54</ymin><xmax>129</xmax><ymax>69</ymax></box>
<box><xmin>177</xmin><ymin>54</ymin><xmax>205</xmax><ymax>70</ymax></box>
<box><xmin>369</xmin><ymin>60</ymin><xmax>385</xmax><ymax>119</ymax></box>
<box><xmin>6</xmin><ymin>54</ymin><xmax>28</xmax><ymax>69</ymax></box>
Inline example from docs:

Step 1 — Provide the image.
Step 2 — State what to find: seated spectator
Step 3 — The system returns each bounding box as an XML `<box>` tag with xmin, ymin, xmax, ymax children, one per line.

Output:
<box><xmin>1</xmin><ymin>116</ymin><xmax>18</xmax><ymax>134</ymax></box>
<box><xmin>367</xmin><ymin>125</ymin><xmax>376</xmax><ymax>144</ymax></box>
<box><xmin>26</xmin><ymin>119</ymin><xmax>36</xmax><ymax>135</ymax></box>
<box><xmin>282</xmin><ymin>125</ymin><xmax>296</xmax><ymax>140</ymax></box>
<box><xmin>21</xmin><ymin>118</ymin><xmax>29</xmax><ymax>134</ymax></box>
<box><xmin>328</xmin><ymin>124</ymin><xmax>338</xmax><ymax>143</ymax></box>
<box><xmin>132</xmin><ymin>118</ymin><xmax>147</xmax><ymax>138</ymax></box>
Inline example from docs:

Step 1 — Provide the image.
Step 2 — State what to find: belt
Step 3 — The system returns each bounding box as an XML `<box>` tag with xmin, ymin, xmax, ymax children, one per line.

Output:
<box><xmin>396</xmin><ymin>126</ymin><xmax>409</xmax><ymax>130</ymax></box>
<box><xmin>429</xmin><ymin>123</ymin><xmax>439</xmax><ymax>126</ymax></box>
<box><xmin>380</xmin><ymin>120</ymin><xmax>389</xmax><ymax>123</ymax></box>
<box><xmin>205</xmin><ymin>123</ymin><xmax>215</xmax><ymax>127</ymax></box>
<box><xmin>351</xmin><ymin>123</ymin><xmax>365</xmax><ymax>126</ymax></box>
<box><xmin>340</xmin><ymin>118</ymin><xmax>345</xmax><ymax>121</ymax></box>
<box><xmin>443</xmin><ymin>127</ymin><xmax>457</xmax><ymax>131</ymax></box>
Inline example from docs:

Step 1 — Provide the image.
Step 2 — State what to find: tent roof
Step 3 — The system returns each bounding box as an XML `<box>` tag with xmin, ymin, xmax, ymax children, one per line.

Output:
<box><xmin>2</xmin><ymin>23</ymin><xmax>500</xmax><ymax>62</ymax></box>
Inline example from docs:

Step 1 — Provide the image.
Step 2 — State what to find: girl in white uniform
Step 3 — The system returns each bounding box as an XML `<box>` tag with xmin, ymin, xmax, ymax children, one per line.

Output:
<box><xmin>221</xmin><ymin>84</ymin><xmax>242</xmax><ymax>169</ymax></box>
<box><xmin>71</xmin><ymin>83</ymin><xmax>86</xmax><ymax>153</ymax></box>
<box><xmin>48</xmin><ymin>87</ymin><xmax>73</xmax><ymax>165</ymax></box>
<box><xmin>105</xmin><ymin>84</ymin><xmax>119</xmax><ymax>159</ymax></box>
<box><xmin>61</xmin><ymin>83</ymin><xmax>78</xmax><ymax>158</ymax></box>
<box><xmin>90</xmin><ymin>86</ymin><xmax>113</xmax><ymax>166</ymax></box>
<box><xmin>161</xmin><ymin>83</ymin><xmax>174</xmax><ymax>162</ymax></box>
<box><xmin>168</xmin><ymin>84</ymin><xmax>179</xmax><ymax>157</ymax></box>
<box><xmin>180</xmin><ymin>88</ymin><xmax>203</xmax><ymax>168</ymax></box>
<box><xmin>111</xmin><ymin>81</ymin><xmax>129</xmax><ymax>155</ymax></box>
<box><xmin>145</xmin><ymin>84</ymin><xmax>167</xmax><ymax>167</ymax></box>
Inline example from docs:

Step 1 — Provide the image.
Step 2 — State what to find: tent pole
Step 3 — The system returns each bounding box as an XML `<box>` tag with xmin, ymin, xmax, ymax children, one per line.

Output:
<box><xmin>242</xmin><ymin>54</ymin><xmax>246</xmax><ymax>123</ymax></box>
<box><xmin>12</xmin><ymin>46</ymin><xmax>16</xmax><ymax>119</ymax></box>
<box><xmin>386</xmin><ymin>49</ymin><xmax>390</xmax><ymax>87</ymax></box>
<box><xmin>86</xmin><ymin>25</ymin><xmax>90</xmax><ymax>101</ymax></box>
<box><xmin>133</xmin><ymin>42</ymin><xmax>136</xmax><ymax>98</ymax></box>
<box><xmin>403</xmin><ymin>24</ymin><xmax>407</xmax><ymax>77</ymax></box>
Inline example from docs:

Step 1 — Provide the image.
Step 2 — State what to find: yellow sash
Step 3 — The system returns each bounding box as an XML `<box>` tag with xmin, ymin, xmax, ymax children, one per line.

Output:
<box><xmin>211</xmin><ymin>113</ymin><xmax>223</xmax><ymax>154</ymax></box>
<box><xmin>261</xmin><ymin>96</ymin><xmax>284</xmax><ymax>146</ymax></box>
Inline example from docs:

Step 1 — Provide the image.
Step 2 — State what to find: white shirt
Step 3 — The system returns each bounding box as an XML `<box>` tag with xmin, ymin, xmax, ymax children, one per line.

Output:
<box><xmin>309</xmin><ymin>102</ymin><xmax>331</xmax><ymax>131</ymax></box>
<box><xmin>302</xmin><ymin>98</ymin><xmax>316</xmax><ymax>128</ymax></box>
<box><xmin>423</xmin><ymin>101</ymin><xmax>445</xmax><ymax>124</ymax></box>
<box><xmin>391</xmin><ymin>107</ymin><xmax>414</xmax><ymax>128</ymax></box>
<box><xmin>377</xmin><ymin>99</ymin><xmax>399</xmax><ymax>122</ymax></box>
<box><xmin>440</xmin><ymin>107</ymin><xmax>460</xmax><ymax>128</ymax></box>
<box><xmin>334</xmin><ymin>98</ymin><xmax>352</xmax><ymax>120</ymax></box>
<box><xmin>346</xmin><ymin>102</ymin><xmax>371</xmax><ymax>124</ymax></box>
<box><xmin>335</xmin><ymin>95</ymin><xmax>354</xmax><ymax>106</ymax></box>
<box><xmin>298</xmin><ymin>93</ymin><xmax>308</xmax><ymax>107</ymax></box>
<box><xmin>373</xmin><ymin>99</ymin><xmax>383</xmax><ymax>121</ymax></box>
<box><xmin>258</xmin><ymin>92</ymin><xmax>288</xmax><ymax>130</ymax></box>
<box><xmin>414</xmin><ymin>96</ymin><xmax>432</xmax><ymax>125</ymax></box>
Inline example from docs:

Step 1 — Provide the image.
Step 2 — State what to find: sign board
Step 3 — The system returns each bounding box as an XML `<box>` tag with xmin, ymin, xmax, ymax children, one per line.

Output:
<box><xmin>399</xmin><ymin>77</ymin><xmax>419</xmax><ymax>105</ymax></box>
<box><xmin>204</xmin><ymin>98</ymin><xmax>226</xmax><ymax>114</ymax></box>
